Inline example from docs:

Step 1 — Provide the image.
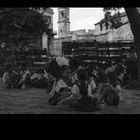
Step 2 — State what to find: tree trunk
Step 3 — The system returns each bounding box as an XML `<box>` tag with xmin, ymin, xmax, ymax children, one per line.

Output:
<box><xmin>125</xmin><ymin>8</ymin><xmax>140</xmax><ymax>83</ymax></box>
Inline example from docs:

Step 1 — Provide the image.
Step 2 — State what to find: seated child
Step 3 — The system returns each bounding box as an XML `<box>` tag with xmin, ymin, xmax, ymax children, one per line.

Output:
<box><xmin>58</xmin><ymin>69</ymin><xmax>99</xmax><ymax>112</ymax></box>
<box><xmin>48</xmin><ymin>65</ymin><xmax>72</xmax><ymax>105</ymax></box>
<box><xmin>31</xmin><ymin>69</ymin><xmax>48</xmax><ymax>88</ymax></box>
<box><xmin>3</xmin><ymin>64</ymin><xmax>19</xmax><ymax>89</ymax></box>
<box><xmin>98</xmin><ymin>71</ymin><xmax>121</xmax><ymax>106</ymax></box>
<box><xmin>18</xmin><ymin>63</ymin><xmax>31</xmax><ymax>89</ymax></box>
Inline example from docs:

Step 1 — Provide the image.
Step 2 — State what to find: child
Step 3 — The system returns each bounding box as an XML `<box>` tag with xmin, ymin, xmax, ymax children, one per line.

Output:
<box><xmin>3</xmin><ymin>64</ymin><xmax>18</xmax><ymax>89</ymax></box>
<box><xmin>18</xmin><ymin>63</ymin><xmax>31</xmax><ymax>89</ymax></box>
<box><xmin>31</xmin><ymin>69</ymin><xmax>48</xmax><ymax>88</ymax></box>
<box><xmin>59</xmin><ymin>68</ymin><xmax>99</xmax><ymax>112</ymax></box>
<box><xmin>48</xmin><ymin>65</ymin><xmax>72</xmax><ymax>105</ymax></box>
<box><xmin>98</xmin><ymin>71</ymin><xmax>121</xmax><ymax>106</ymax></box>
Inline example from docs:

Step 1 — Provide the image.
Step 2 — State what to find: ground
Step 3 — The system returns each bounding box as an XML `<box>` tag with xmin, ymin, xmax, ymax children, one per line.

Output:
<box><xmin>0</xmin><ymin>78</ymin><xmax>140</xmax><ymax>114</ymax></box>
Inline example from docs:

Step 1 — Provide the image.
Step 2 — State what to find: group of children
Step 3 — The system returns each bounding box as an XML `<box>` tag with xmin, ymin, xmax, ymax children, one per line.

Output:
<box><xmin>2</xmin><ymin>63</ymin><xmax>49</xmax><ymax>90</ymax></box>
<box><xmin>2</xmin><ymin>57</ymin><xmax>124</xmax><ymax>112</ymax></box>
<box><xmin>47</xmin><ymin>57</ymin><xmax>124</xmax><ymax>112</ymax></box>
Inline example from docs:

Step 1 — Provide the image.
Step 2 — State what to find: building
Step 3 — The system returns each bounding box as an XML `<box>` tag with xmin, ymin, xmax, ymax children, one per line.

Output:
<box><xmin>58</xmin><ymin>8</ymin><xmax>70</xmax><ymax>38</ymax></box>
<box><xmin>94</xmin><ymin>8</ymin><xmax>140</xmax><ymax>43</ymax></box>
<box><xmin>94</xmin><ymin>11</ymin><xmax>134</xmax><ymax>42</ymax></box>
<box><xmin>52</xmin><ymin>8</ymin><xmax>96</xmax><ymax>56</ymax></box>
<box><xmin>51</xmin><ymin>8</ymin><xmax>140</xmax><ymax>57</ymax></box>
<box><xmin>41</xmin><ymin>8</ymin><xmax>57</xmax><ymax>55</ymax></box>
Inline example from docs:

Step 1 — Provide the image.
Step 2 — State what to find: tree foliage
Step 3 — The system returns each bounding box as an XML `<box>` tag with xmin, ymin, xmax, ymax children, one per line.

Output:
<box><xmin>0</xmin><ymin>8</ymin><xmax>49</xmax><ymax>46</ymax></box>
<box><xmin>103</xmin><ymin>7</ymin><xmax>123</xmax><ymax>29</ymax></box>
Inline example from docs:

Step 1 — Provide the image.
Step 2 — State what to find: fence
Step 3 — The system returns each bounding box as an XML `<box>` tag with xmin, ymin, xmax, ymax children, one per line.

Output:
<box><xmin>62</xmin><ymin>41</ymin><xmax>135</xmax><ymax>66</ymax></box>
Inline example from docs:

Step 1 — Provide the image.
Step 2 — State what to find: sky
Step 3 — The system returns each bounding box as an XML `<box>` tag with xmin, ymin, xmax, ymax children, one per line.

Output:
<box><xmin>52</xmin><ymin>8</ymin><xmax>105</xmax><ymax>32</ymax></box>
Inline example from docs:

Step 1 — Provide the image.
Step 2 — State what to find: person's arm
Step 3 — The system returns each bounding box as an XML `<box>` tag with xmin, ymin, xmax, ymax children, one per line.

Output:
<box><xmin>57</xmin><ymin>85</ymin><xmax>79</xmax><ymax>105</ymax></box>
<box><xmin>89</xmin><ymin>78</ymin><xmax>96</xmax><ymax>92</ymax></box>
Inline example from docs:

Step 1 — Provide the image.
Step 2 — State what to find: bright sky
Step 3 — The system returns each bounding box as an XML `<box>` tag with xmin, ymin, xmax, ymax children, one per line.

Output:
<box><xmin>52</xmin><ymin>8</ymin><xmax>105</xmax><ymax>32</ymax></box>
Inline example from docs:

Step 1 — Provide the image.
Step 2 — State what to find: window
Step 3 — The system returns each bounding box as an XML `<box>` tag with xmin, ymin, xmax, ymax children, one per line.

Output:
<box><xmin>100</xmin><ymin>23</ymin><xmax>103</xmax><ymax>31</ymax></box>
<box><xmin>106</xmin><ymin>23</ymin><xmax>109</xmax><ymax>30</ymax></box>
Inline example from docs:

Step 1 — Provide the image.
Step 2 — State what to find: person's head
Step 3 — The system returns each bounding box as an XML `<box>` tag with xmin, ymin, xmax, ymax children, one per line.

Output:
<box><xmin>87</xmin><ymin>65</ymin><xmax>97</xmax><ymax>77</ymax></box>
<box><xmin>20</xmin><ymin>62</ymin><xmax>28</xmax><ymax>71</ymax></box>
<box><xmin>69</xmin><ymin>58</ymin><xmax>79</xmax><ymax>72</ymax></box>
<box><xmin>106</xmin><ymin>71</ymin><xmax>117</xmax><ymax>86</ymax></box>
<box><xmin>77</xmin><ymin>68</ymin><xmax>88</xmax><ymax>82</ymax></box>
<box><xmin>60</xmin><ymin>65</ymin><xmax>70</xmax><ymax>78</ymax></box>
<box><xmin>5</xmin><ymin>64</ymin><xmax>13</xmax><ymax>73</ymax></box>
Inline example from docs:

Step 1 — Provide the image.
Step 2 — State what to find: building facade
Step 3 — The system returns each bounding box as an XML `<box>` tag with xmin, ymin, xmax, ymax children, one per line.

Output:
<box><xmin>51</xmin><ymin>8</ymin><xmax>140</xmax><ymax>56</ymax></box>
<box><xmin>94</xmin><ymin>8</ymin><xmax>140</xmax><ymax>43</ymax></box>
<box><xmin>58</xmin><ymin>8</ymin><xmax>70</xmax><ymax>38</ymax></box>
<box><xmin>41</xmin><ymin>8</ymin><xmax>57</xmax><ymax>56</ymax></box>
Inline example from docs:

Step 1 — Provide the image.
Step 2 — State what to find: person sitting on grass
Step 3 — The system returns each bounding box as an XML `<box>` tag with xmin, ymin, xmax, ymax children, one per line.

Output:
<box><xmin>18</xmin><ymin>63</ymin><xmax>31</xmax><ymax>89</ymax></box>
<box><xmin>58</xmin><ymin>68</ymin><xmax>99</xmax><ymax>112</ymax></box>
<box><xmin>48</xmin><ymin>65</ymin><xmax>72</xmax><ymax>105</ymax></box>
<box><xmin>97</xmin><ymin>71</ymin><xmax>121</xmax><ymax>106</ymax></box>
<box><xmin>3</xmin><ymin>64</ymin><xmax>19</xmax><ymax>89</ymax></box>
<box><xmin>31</xmin><ymin>69</ymin><xmax>49</xmax><ymax>88</ymax></box>
<box><xmin>48</xmin><ymin>57</ymin><xmax>72</xmax><ymax>105</ymax></box>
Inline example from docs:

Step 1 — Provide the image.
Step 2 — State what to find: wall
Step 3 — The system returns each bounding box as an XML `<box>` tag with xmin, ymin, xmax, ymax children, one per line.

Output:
<box><xmin>52</xmin><ymin>36</ymin><xmax>72</xmax><ymax>56</ymax></box>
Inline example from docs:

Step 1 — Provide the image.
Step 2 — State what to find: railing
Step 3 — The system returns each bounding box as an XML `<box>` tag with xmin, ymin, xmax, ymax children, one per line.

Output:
<box><xmin>62</xmin><ymin>41</ymin><xmax>135</xmax><ymax>66</ymax></box>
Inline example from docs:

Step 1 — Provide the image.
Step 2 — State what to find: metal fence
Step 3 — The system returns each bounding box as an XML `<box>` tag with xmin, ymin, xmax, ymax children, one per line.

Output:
<box><xmin>62</xmin><ymin>41</ymin><xmax>136</xmax><ymax>66</ymax></box>
<box><xmin>0</xmin><ymin>48</ymin><xmax>49</xmax><ymax>67</ymax></box>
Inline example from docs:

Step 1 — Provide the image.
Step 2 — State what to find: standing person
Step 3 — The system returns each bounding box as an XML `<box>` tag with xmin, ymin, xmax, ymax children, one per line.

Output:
<box><xmin>126</xmin><ymin>46</ymin><xmax>137</xmax><ymax>82</ymax></box>
<box><xmin>18</xmin><ymin>63</ymin><xmax>31</xmax><ymax>89</ymax></box>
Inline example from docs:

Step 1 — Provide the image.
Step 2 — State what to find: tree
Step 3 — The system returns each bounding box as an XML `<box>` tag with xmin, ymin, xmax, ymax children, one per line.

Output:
<box><xmin>0</xmin><ymin>8</ymin><xmax>50</xmax><ymax>48</ymax></box>
<box><xmin>104</xmin><ymin>8</ymin><xmax>140</xmax><ymax>85</ymax></box>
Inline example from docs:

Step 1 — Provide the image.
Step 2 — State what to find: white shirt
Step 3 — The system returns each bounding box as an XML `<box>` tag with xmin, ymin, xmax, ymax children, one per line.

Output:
<box><xmin>20</xmin><ymin>70</ymin><xmax>30</xmax><ymax>81</ymax></box>
<box><xmin>71</xmin><ymin>72</ymin><xmax>78</xmax><ymax>84</ymax></box>
<box><xmin>31</xmin><ymin>73</ymin><xmax>40</xmax><ymax>80</ymax></box>
<box><xmin>71</xmin><ymin>84</ymin><xmax>93</xmax><ymax>99</ymax></box>
<box><xmin>89</xmin><ymin>78</ymin><xmax>96</xmax><ymax>92</ymax></box>
<box><xmin>3</xmin><ymin>72</ymin><xmax>9</xmax><ymax>84</ymax></box>
<box><xmin>50</xmin><ymin>79</ymin><xmax>68</xmax><ymax>95</ymax></box>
